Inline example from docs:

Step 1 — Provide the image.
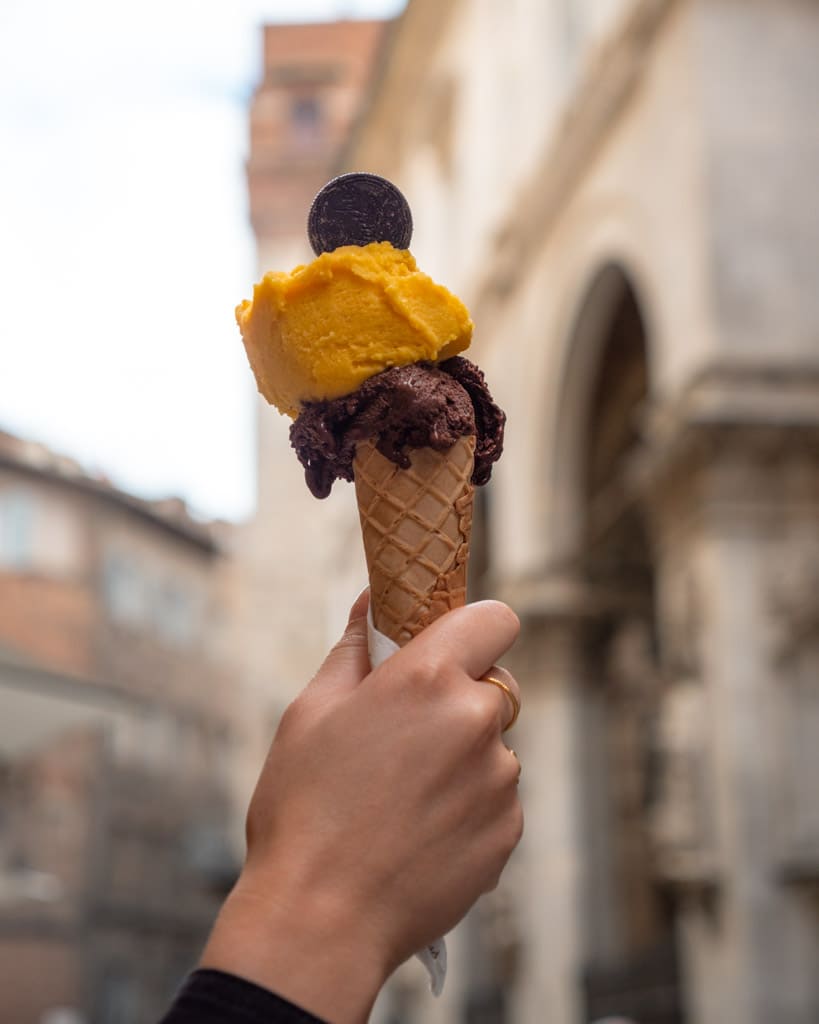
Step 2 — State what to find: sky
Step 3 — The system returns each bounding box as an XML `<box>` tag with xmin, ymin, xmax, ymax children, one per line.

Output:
<box><xmin>0</xmin><ymin>0</ymin><xmax>404</xmax><ymax>522</ymax></box>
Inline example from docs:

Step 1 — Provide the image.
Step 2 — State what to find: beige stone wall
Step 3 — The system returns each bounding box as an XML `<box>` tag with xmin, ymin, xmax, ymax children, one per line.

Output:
<box><xmin>698</xmin><ymin>0</ymin><xmax>819</xmax><ymax>359</ymax></box>
<box><xmin>351</xmin><ymin>0</ymin><xmax>717</xmax><ymax>578</ymax></box>
<box><xmin>228</xmin><ymin>0</ymin><xmax>819</xmax><ymax>1019</ymax></box>
<box><xmin>343</xmin><ymin>1</ymin><xmax>819</xmax><ymax>1022</ymax></box>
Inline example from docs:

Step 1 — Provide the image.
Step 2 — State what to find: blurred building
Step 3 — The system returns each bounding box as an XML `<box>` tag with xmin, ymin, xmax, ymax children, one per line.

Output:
<box><xmin>0</xmin><ymin>430</ymin><xmax>238</xmax><ymax>1024</ymax></box>
<box><xmin>243</xmin><ymin>2</ymin><xmax>819</xmax><ymax>1023</ymax></box>
<box><xmin>233</xmin><ymin>17</ymin><xmax>386</xmax><ymax>804</ymax></box>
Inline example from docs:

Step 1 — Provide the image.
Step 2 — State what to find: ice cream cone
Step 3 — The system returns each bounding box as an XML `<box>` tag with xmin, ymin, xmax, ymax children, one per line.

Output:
<box><xmin>353</xmin><ymin>436</ymin><xmax>475</xmax><ymax>647</ymax></box>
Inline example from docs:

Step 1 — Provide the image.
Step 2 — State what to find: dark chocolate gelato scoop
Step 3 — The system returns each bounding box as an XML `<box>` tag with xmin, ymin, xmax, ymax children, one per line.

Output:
<box><xmin>290</xmin><ymin>357</ymin><xmax>505</xmax><ymax>499</ymax></box>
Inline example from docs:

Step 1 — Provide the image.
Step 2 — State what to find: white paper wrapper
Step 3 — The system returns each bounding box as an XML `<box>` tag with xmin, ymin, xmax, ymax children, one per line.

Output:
<box><xmin>367</xmin><ymin>605</ymin><xmax>448</xmax><ymax>997</ymax></box>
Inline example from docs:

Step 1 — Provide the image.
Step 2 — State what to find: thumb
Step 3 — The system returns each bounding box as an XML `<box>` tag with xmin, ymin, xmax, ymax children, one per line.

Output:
<box><xmin>308</xmin><ymin>587</ymin><xmax>371</xmax><ymax>697</ymax></box>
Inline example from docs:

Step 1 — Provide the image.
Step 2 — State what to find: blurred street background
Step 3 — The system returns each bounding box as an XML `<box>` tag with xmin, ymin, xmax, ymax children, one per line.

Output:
<box><xmin>1</xmin><ymin>1</ymin><xmax>818</xmax><ymax>1022</ymax></box>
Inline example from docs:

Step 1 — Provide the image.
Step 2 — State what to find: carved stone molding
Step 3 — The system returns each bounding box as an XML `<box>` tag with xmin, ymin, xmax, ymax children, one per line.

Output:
<box><xmin>472</xmin><ymin>0</ymin><xmax>680</xmax><ymax>313</ymax></box>
<box><xmin>780</xmin><ymin>857</ymin><xmax>819</xmax><ymax>889</ymax></box>
<box><xmin>658</xmin><ymin>568</ymin><xmax>703</xmax><ymax>681</ymax></box>
<box><xmin>498</xmin><ymin>569</ymin><xmax>652</xmax><ymax>632</ymax></box>
<box><xmin>643</xmin><ymin>363</ymin><xmax>819</xmax><ymax>511</ymax></box>
<box><xmin>768</xmin><ymin>544</ymin><xmax>819</xmax><ymax>667</ymax></box>
<box><xmin>768</xmin><ymin>549</ymin><xmax>819</xmax><ymax>880</ymax></box>
<box><xmin>648</xmin><ymin>679</ymin><xmax>718</xmax><ymax>890</ymax></box>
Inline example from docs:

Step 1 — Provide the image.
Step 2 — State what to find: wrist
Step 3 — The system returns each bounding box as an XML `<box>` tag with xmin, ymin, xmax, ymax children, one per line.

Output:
<box><xmin>200</xmin><ymin>868</ymin><xmax>391</xmax><ymax>1024</ymax></box>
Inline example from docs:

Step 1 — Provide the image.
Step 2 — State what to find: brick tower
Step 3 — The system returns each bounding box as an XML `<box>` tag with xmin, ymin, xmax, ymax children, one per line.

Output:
<box><xmin>235</xmin><ymin>19</ymin><xmax>388</xmax><ymax>806</ymax></box>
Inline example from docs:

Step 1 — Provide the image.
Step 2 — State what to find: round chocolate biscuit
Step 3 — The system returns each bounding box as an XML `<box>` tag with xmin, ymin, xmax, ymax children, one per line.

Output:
<box><xmin>307</xmin><ymin>172</ymin><xmax>413</xmax><ymax>255</ymax></box>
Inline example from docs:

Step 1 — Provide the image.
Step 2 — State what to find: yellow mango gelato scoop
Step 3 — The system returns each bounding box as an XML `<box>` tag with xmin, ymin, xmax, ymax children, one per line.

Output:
<box><xmin>236</xmin><ymin>241</ymin><xmax>473</xmax><ymax>418</ymax></box>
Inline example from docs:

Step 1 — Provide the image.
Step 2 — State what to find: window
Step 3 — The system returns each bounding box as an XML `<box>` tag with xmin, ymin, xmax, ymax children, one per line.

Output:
<box><xmin>291</xmin><ymin>94</ymin><xmax>321</xmax><ymax>145</ymax></box>
<box><xmin>103</xmin><ymin>551</ymin><xmax>147</xmax><ymax>626</ymax></box>
<box><xmin>154</xmin><ymin>581</ymin><xmax>199</xmax><ymax>648</ymax></box>
<box><xmin>0</xmin><ymin>489</ymin><xmax>35</xmax><ymax>569</ymax></box>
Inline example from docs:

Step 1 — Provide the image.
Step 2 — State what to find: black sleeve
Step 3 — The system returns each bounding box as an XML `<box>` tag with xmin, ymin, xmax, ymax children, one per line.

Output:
<box><xmin>158</xmin><ymin>968</ymin><xmax>328</xmax><ymax>1024</ymax></box>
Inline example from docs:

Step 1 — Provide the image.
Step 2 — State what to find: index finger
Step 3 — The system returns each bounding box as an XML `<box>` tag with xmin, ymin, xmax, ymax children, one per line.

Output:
<box><xmin>406</xmin><ymin>600</ymin><xmax>520</xmax><ymax>681</ymax></box>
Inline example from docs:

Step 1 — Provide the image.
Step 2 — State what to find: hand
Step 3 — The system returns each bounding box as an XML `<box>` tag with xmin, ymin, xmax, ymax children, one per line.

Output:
<box><xmin>201</xmin><ymin>590</ymin><xmax>522</xmax><ymax>1024</ymax></box>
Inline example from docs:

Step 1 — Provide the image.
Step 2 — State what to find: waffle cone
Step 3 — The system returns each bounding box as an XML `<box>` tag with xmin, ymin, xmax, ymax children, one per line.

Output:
<box><xmin>353</xmin><ymin>436</ymin><xmax>475</xmax><ymax>647</ymax></box>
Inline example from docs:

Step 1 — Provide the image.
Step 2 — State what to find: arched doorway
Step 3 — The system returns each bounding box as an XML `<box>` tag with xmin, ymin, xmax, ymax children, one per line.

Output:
<box><xmin>554</xmin><ymin>264</ymin><xmax>684</xmax><ymax>1024</ymax></box>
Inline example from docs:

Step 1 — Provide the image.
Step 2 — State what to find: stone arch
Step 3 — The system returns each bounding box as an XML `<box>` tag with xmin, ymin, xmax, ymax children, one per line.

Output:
<box><xmin>548</xmin><ymin>260</ymin><xmax>655</xmax><ymax>568</ymax></box>
<box><xmin>547</xmin><ymin>260</ymin><xmax>685</xmax><ymax>1021</ymax></box>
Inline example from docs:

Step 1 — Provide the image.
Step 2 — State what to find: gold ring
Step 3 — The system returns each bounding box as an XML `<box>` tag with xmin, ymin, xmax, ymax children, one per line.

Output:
<box><xmin>481</xmin><ymin>674</ymin><xmax>520</xmax><ymax>732</ymax></box>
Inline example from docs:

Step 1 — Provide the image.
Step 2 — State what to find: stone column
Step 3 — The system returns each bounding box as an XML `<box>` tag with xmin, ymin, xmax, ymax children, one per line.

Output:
<box><xmin>647</xmin><ymin>394</ymin><xmax>819</xmax><ymax>1024</ymax></box>
<box><xmin>502</xmin><ymin>586</ymin><xmax>599</xmax><ymax>1024</ymax></box>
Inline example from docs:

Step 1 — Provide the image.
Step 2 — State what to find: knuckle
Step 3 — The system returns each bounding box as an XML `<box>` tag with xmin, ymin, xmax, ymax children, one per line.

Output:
<box><xmin>331</xmin><ymin>629</ymin><xmax>367</xmax><ymax>656</ymax></box>
<box><xmin>401</xmin><ymin>649</ymin><xmax>450</xmax><ymax>693</ymax></box>
<box><xmin>484</xmin><ymin>841</ymin><xmax>513</xmax><ymax>893</ymax></box>
<box><xmin>463</xmin><ymin>690</ymin><xmax>498</xmax><ymax>741</ymax></box>
<box><xmin>478</xmin><ymin>803</ymin><xmax>523</xmax><ymax>895</ymax></box>
<box><xmin>276</xmin><ymin>699</ymin><xmax>301</xmax><ymax>736</ymax></box>
<box><xmin>275</xmin><ymin>695</ymin><xmax>318</xmax><ymax>742</ymax></box>
<box><xmin>244</xmin><ymin>802</ymin><xmax>260</xmax><ymax>849</ymax></box>
<box><xmin>483</xmin><ymin>871</ymin><xmax>502</xmax><ymax>894</ymax></box>
<box><xmin>501</xmin><ymin>753</ymin><xmax>520</xmax><ymax>789</ymax></box>
<box><xmin>509</xmin><ymin>801</ymin><xmax>524</xmax><ymax>847</ymax></box>
<box><xmin>487</xmin><ymin>815</ymin><xmax>523</xmax><ymax>893</ymax></box>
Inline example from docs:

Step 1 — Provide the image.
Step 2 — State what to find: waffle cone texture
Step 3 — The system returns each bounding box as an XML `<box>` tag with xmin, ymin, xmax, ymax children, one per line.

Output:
<box><xmin>353</xmin><ymin>437</ymin><xmax>475</xmax><ymax>647</ymax></box>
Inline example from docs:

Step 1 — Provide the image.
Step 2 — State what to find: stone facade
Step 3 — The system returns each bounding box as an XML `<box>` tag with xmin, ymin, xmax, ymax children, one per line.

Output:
<box><xmin>0</xmin><ymin>431</ymin><xmax>238</xmax><ymax>1024</ymax></box>
<box><xmin>241</xmin><ymin>2</ymin><xmax>819</xmax><ymax>1021</ymax></box>
<box><xmin>339</xmin><ymin>1</ymin><xmax>819</xmax><ymax>1022</ymax></box>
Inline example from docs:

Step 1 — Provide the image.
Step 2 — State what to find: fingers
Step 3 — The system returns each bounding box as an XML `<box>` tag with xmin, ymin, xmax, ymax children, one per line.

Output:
<box><xmin>462</xmin><ymin>742</ymin><xmax>524</xmax><ymax>895</ymax></box>
<box><xmin>405</xmin><ymin>600</ymin><xmax>520</xmax><ymax>682</ymax></box>
<box><xmin>402</xmin><ymin>603</ymin><xmax>521</xmax><ymax>734</ymax></box>
<box><xmin>307</xmin><ymin>587</ymin><xmax>371</xmax><ymax>697</ymax></box>
<box><xmin>367</xmin><ymin>602</ymin><xmax>521</xmax><ymax>746</ymax></box>
<box><xmin>481</xmin><ymin>797</ymin><xmax>525</xmax><ymax>894</ymax></box>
